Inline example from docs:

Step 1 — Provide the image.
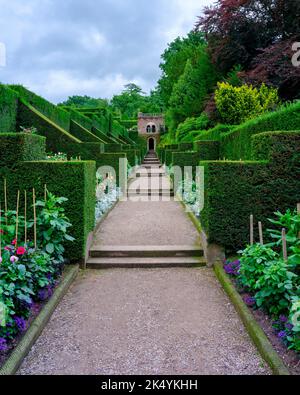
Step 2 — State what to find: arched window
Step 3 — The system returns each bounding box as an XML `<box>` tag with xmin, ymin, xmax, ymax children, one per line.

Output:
<box><xmin>146</xmin><ymin>125</ymin><xmax>151</xmax><ymax>133</ymax></box>
<box><xmin>152</xmin><ymin>125</ymin><xmax>156</xmax><ymax>133</ymax></box>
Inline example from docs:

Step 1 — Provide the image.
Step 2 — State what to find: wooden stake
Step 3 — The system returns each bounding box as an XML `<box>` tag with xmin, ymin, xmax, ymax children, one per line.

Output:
<box><xmin>44</xmin><ymin>184</ymin><xmax>47</xmax><ymax>202</ymax></box>
<box><xmin>282</xmin><ymin>228</ymin><xmax>288</xmax><ymax>262</ymax></box>
<box><xmin>250</xmin><ymin>215</ymin><xmax>254</xmax><ymax>246</ymax></box>
<box><xmin>24</xmin><ymin>191</ymin><xmax>27</xmax><ymax>245</ymax></box>
<box><xmin>15</xmin><ymin>191</ymin><xmax>20</xmax><ymax>248</ymax></box>
<box><xmin>33</xmin><ymin>188</ymin><xmax>37</xmax><ymax>250</ymax></box>
<box><xmin>258</xmin><ymin>221</ymin><xmax>264</xmax><ymax>245</ymax></box>
<box><xmin>4</xmin><ymin>178</ymin><xmax>7</xmax><ymax>225</ymax></box>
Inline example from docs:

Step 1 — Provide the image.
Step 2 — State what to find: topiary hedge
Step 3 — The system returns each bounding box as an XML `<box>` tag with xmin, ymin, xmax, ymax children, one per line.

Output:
<box><xmin>70</xmin><ymin>120</ymin><xmax>104</xmax><ymax>143</ymax></box>
<box><xmin>0</xmin><ymin>160</ymin><xmax>96</xmax><ymax>262</ymax></box>
<box><xmin>194</xmin><ymin>141</ymin><xmax>220</xmax><ymax>161</ymax></box>
<box><xmin>0</xmin><ymin>84</ymin><xmax>18</xmax><ymax>133</ymax></box>
<box><xmin>200</xmin><ymin>131</ymin><xmax>300</xmax><ymax>252</ymax></box>
<box><xmin>0</xmin><ymin>133</ymin><xmax>46</xmax><ymax>167</ymax></box>
<box><xmin>17</xmin><ymin>100</ymin><xmax>81</xmax><ymax>152</ymax></box>
<box><xmin>220</xmin><ymin>101</ymin><xmax>300</xmax><ymax>160</ymax></box>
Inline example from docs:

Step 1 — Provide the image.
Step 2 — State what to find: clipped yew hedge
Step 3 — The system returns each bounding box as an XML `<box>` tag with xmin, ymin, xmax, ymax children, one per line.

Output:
<box><xmin>0</xmin><ymin>84</ymin><xmax>18</xmax><ymax>133</ymax></box>
<box><xmin>200</xmin><ymin>131</ymin><xmax>300</xmax><ymax>251</ymax></box>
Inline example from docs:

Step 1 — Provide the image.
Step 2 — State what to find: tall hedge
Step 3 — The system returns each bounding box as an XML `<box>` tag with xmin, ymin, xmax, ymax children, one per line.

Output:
<box><xmin>200</xmin><ymin>131</ymin><xmax>300</xmax><ymax>251</ymax></box>
<box><xmin>0</xmin><ymin>84</ymin><xmax>18</xmax><ymax>133</ymax></box>
<box><xmin>0</xmin><ymin>133</ymin><xmax>46</xmax><ymax>167</ymax></box>
<box><xmin>17</xmin><ymin>100</ymin><xmax>81</xmax><ymax>152</ymax></box>
<box><xmin>0</xmin><ymin>161</ymin><xmax>96</xmax><ymax>262</ymax></box>
<box><xmin>220</xmin><ymin>101</ymin><xmax>300</xmax><ymax>160</ymax></box>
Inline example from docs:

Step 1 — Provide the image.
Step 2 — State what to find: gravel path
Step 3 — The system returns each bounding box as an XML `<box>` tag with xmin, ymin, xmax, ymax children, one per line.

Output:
<box><xmin>18</xmin><ymin>268</ymin><xmax>270</xmax><ymax>375</ymax></box>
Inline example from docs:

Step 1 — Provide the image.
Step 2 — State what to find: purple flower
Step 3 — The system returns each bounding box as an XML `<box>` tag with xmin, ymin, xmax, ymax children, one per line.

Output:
<box><xmin>224</xmin><ymin>260</ymin><xmax>241</xmax><ymax>276</ymax></box>
<box><xmin>285</xmin><ymin>323</ymin><xmax>294</xmax><ymax>331</ymax></box>
<box><xmin>14</xmin><ymin>316</ymin><xmax>27</xmax><ymax>332</ymax></box>
<box><xmin>38</xmin><ymin>288</ymin><xmax>49</xmax><ymax>301</ymax></box>
<box><xmin>244</xmin><ymin>295</ymin><xmax>256</xmax><ymax>307</ymax></box>
<box><xmin>0</xmin><ymin>338</ymin><xmax>7</xmax><ymax>352</ymax></box>
<box><xmin>279</xmin><ymin>315</ymin><xmax>288</xmax><ymax>323</ymax></box>
<box><xmin>278</xmin><ymin>331</ymin><xmax>287</xmax><ymax>339</ymax></box>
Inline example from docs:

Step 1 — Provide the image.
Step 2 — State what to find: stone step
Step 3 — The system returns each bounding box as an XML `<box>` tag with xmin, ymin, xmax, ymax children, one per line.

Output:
<box><xmin>127</xmin><ymin>191</ymin><xmax>174</xmax><ymax>197</ymax></box>
<box><xmin>86</xmin><ymin>256</ymin><xmax>206</xmax><ymax>269</ymax></box>
<box><xmin>136</xmin><ymin>173</ymin><xmax>165</xmax><ymax>178</ymax></box>
<box><xmin>90</xmin><ymin>245</ymin><xmax>204</xmax><ymax>258</ymax></box>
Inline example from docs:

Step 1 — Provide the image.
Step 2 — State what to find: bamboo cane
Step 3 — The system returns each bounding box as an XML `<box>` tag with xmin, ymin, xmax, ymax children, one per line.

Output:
<box><xmin>33</xmin><ymin>188</ymin><xmax>37</xmax><ymax>250</ymax></box>
<box><xmin>250</xmin><ymin>215</ymin><xmax>254</xmax><ymax>246</ymax></box>
<box><xmin>15</xmin><ymin>190</ymin><xmax>20</xmax><ymax>248</ymax></box>
<box><xmin>282</xmin><ymin>228</ymin><xmax>288</xmax><ymax>262</ymax></box>
<box><xmin>4</xmin><ymin>178</ymin><xmax>7</xmax><ymax>225</ymax></box>
<box><xmin>24</xmin><ymin>190</ymin><xmax>27</xmax><ymax>245</ymax></box>
<box><xmin>258</xmin><ymin>221</ymin><xmax>264</xmax><ymax>245</ymax></box>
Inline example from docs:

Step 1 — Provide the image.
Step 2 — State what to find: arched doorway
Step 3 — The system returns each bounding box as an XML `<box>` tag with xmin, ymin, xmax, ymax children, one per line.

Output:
<box><xmin>148</xmin><ymin>137</ymin><xmax>155</xmax><ymax>151</ymax></box>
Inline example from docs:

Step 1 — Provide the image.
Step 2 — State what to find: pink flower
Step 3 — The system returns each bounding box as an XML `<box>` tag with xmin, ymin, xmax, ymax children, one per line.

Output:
<box><xmin>10</xmin><ymin>256</ymin><xmax>19</xmax><ymax>263</ymax></box>
<box><xmin>4</xmin><ymin>246</ymin><xmax>11</xmax><ymax>251</ymax></box>
<box><xmin>0</xmin><ymin>256</ymin><xmax>2</xmax><ymax>264</ymax></box>
<box><xmin>12</xmin><ymin>239</ymin><xmax>17</xmax><ymax>246</ymax></box>
<box><xmin>16</xmin><ymin>247</ymin><xmax>26</xmax><ymax>256</ymax></box>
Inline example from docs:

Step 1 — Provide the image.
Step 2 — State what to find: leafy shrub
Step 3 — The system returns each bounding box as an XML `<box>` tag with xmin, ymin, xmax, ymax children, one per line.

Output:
<box><xmin>255</xmin><ymin>260</ymin><xmax>299</xmax><ymax>316</ymax></box>
<box><xmin>239</xmin><ymin>244</ymin><xmax>279</xmax><ymax>292</ymax></box>
<box><xmin>215</xmin><ymin>82</ymin><xmax>280</xmax><ymax>125</ymax></box>
<box><xmin>176</xmin><ymin>113</ymin><xmax>210</xmax><ymax>142</ymax></box>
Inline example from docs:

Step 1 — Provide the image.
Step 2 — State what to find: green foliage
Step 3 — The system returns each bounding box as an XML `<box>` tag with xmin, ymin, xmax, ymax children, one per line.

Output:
<box><xmin>0</xmin><ymin>161</ymin><xmax>96</xmax><ymax>262</ymax></box>
<box><xmin>201</xmin><ymin>132</ymin><xmax>300</xmax><ymax>251</ymax></box>
<box><xmin>17</xmin><ymin>100</ymin><xmax>81</xmax><ymax>153</ymax></box>
<box><xmin>181</xmin><ymin>124</ymin><xmax>233</xmax><ymax>143</ymax></box>
<box><xmin>0</xmin><ymin>84</ymin><xmax>18</xmax><ymax>133</ymax></box>
<box><xmin>167</xmin><ymin>52</ymin><xmax>218</xmax><ymax>131</ymax></box>
<box><xmin>215</xmin><ymin>82</ymin><xmax>280</xmax><ymax>125</ymax></box>
<box><xmin>255</xmin><ymin>260</ymin><xmax>298</xmax><ymax>316</ymax></box>
<box><xmin>239</xmin><ymin>244</ymin><xmax>279</xmax><ymax>292</ymax></box>
<box><xmin>0</xmin><ymin>192</ymin><xmax>74</xmax><ymax>344</ymax></box>
<box><xmin>221</xmin><ymin>101</ymin><xmax>300</xmax><ymax>160</ymax></box>
<box><xmin>58</xmin><ymin>95</ymin><xmax>109</xmax><ymax>108</ymax></box>
<box><xmin>176</xmin><ymin>113</ymin><xmax>210</xmax><ymax>142</ymax></box>
<box><xmin>30</xmin><ymin>192</ymin><xmax>75</xmax><ymax>268</ymax></box>
<box><xmin>193</xmin><ymin>141</ymin><xmax>220</xmax><ymax>161</ymax></box>
<box><xmin>0</xmin><ymin>133</ymin><xmax>46</xmax><ymax>167</ymax></box>
<box><xmin>158</xmin><ymin>31</ymin><xmax>206</xmax><ymax>107</ymax></box>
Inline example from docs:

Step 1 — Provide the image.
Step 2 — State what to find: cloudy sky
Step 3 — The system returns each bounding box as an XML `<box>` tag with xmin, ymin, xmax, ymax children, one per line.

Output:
<box><xmin>0</xmin><ymin>0</ymin><xmax>213</xmax><ymax>103</ymax></box>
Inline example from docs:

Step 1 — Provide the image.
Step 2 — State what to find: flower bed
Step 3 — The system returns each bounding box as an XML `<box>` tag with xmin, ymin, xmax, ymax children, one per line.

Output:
<box><xmin>0</xmin><ymin>192</ymin><xmax>74</xmax><ymax>367</ymax></box>
<box><xmin>224</xmin><ymin>208</ymin><xmax>300</xmax><ymax>374</ymax></box>
<box><xmin>95</xmin><ymin>173</ymin><xmax>121</xmax><ymax>224</ymax></box>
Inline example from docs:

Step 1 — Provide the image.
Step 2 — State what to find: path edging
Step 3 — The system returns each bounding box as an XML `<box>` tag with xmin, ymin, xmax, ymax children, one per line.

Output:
<box><xmin>214</xmin><ymin>261</ymin><xmax>290</xmax><ymax>376</ymax></box>
<box><xmin>0</xmin><ymin>264</ymin><xmax>79</xmax><ymax>376</ymax></box>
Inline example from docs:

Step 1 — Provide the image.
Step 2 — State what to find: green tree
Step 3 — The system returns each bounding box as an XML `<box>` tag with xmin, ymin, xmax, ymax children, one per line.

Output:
<box><xmin>158</xmin><ymin>31</ymin><xmax>206</xmax><ymax>107</ymax></box>
<box><xmin>58</xmin><ymin>95</ymin><xmax>108</xmax><ymax>108</ymax></box>
<box><xmin>167</xmin><ymin>47</ymin><xmax>218</xmax><ymax>132</ymax></box>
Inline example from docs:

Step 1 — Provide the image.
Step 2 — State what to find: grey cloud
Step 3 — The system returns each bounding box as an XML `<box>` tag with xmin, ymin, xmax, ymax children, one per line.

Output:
<box><xmin>0</xmin><ymin>0</ymin><xmax>212</xmax><ymax>103</ymax></box>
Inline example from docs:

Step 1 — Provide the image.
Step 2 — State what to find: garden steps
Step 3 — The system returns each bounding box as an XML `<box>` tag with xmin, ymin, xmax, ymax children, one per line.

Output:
<box><xmin>86</xmin><ymin>256</ymin><xmax>206</xmax><ymax>269</ymax></box>
<box><xmin>89</xmin><ymin>245</ymin><xmax>204</xmax><ymax>258</ymax></box>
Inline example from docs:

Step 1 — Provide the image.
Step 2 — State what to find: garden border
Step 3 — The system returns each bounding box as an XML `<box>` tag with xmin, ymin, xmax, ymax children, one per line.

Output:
<box><xmin>214</xmin><ymin>261</ymin><xmax>291</xmax><ymax>376</ymax></box>
<box><xmin>0</xmin><ymin>264</ymin><xmax>79</xmax><ymax>376</ymax></box>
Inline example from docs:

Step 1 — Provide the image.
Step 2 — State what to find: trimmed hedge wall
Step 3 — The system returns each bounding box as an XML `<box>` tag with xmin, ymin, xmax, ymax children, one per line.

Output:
<box><xmin>172</xmin><ymin>151</ymin><xmax>201</xmax><ymax>170</ymax></box>
<box><xmin>0</xmin><ymin>133</ymin><xmax>46</xmax><ymax>167</ymax></box>
<box><xmin>0</xmin><ymin>161</ymin><xmax>96</xmax><ymax>262</ymax></box>
<box><xmin>200</xmin><ymin>131</ymin><xmax>300</xmax><ymax>251</ymax></box>
<box><xmin>95</xmin><ymin>153</ymin><xmax>127</xmax><ymax>185</ymax></box>
<box><xmin>104</xmin><ymin>144</ymin><xmax>123</xmax><ymax>153</ymax></box>
<box><xmin>194</xmin><ymin>141</ymin><xmax>220</xmax><ymax>161</ymax></box>
<box><xmin>70</xmin><ymin>120</ymin><xmax>104</xmax><ymax>143</ymax></box>
<box><xmin>220</xmin><ymin>101</ymin><xmax>300</xmax><ymax>160</ymax></box>
<box><xmin>10</xmin><ymin>85</ymin><xmax>71</xmax><ymax>131</ymax></box>
<box><xmin>0</xmin><ymin>84</ymin><xmax>18</xmax><ymax>133</ymax></box>
<box><xmin>17</xmin><ymin>100</ymin><xmax>81</xmax><ymax>152</ymax></box>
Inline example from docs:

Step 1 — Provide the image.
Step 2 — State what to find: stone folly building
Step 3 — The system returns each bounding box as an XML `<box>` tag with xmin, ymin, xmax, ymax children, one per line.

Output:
<box><xmin>137</xmin><ymin>113</ymin><xmax>165</xmax><ymax>151</ymax></box>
